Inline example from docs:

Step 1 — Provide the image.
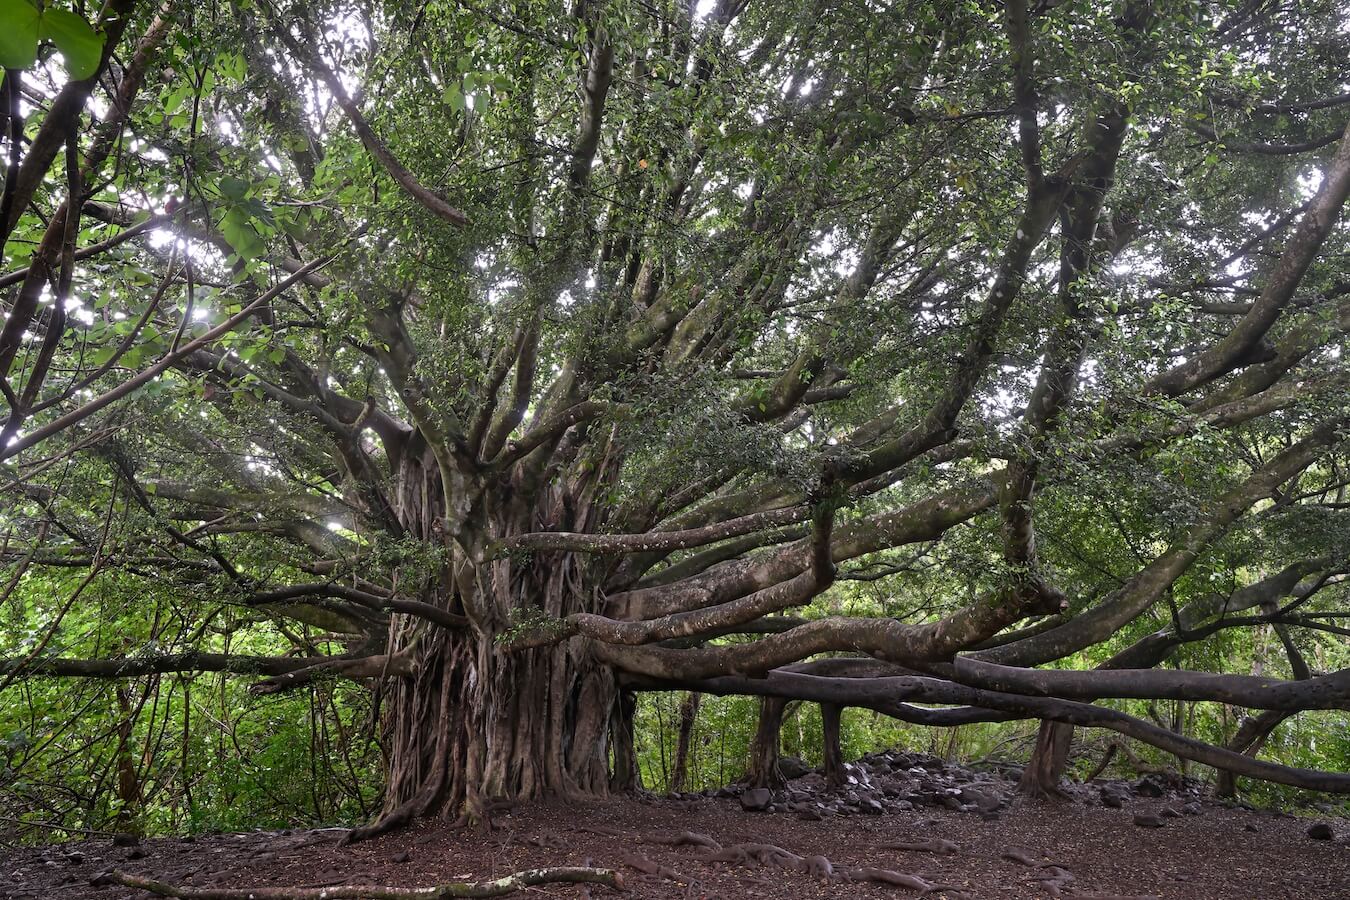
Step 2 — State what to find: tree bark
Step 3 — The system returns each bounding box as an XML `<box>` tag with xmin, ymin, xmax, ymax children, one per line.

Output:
<box><xmin>1018</xmin><ymin>720</ymin><xmax>1073</xmax><ymax>799</ymax></box>
<box><xmin>609</xmin><ymin>688</ymin><xmax>641</xmax><ymax>792</ymax></box>
<box><xmin>821</xmin><ymin>703</ymin><xmax>844</xmax><ymax>787</ymax></box>
<box><xmin>1216</xmin><ymin>709</ymin><xmax>1291</xmax><ymax>798</ymax></box>
<box><xmin>746</xmin><ymin>697</ymin><xmax>788</xmax><ymax>788</ymax></box>
<box><xmin>670</xmin><ymin>691</ymin><xmax>702</xmax><ymax>792</ymax></box>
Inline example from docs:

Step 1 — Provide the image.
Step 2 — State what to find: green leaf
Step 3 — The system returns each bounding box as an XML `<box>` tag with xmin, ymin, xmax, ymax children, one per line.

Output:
<box><xmin>0</xmin><ymin>1</ymin><xmax>41</xmax><ymax>70</ymax></box>
<box><xmin>218</xmin><ymin>176</ymin><xmax>250</xmax><ymax>201</ymax></box>
<box><xmin>39</xmin><ymin>7</ymin><xmax>105</xmax><ymax>80</ymax></box>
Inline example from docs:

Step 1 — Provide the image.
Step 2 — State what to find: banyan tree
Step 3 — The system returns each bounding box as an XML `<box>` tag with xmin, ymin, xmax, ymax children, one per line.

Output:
<box><xmin>1</xmin><ymin>0</ymin><xmax>1349</xmax><ymax>838</ymax></box>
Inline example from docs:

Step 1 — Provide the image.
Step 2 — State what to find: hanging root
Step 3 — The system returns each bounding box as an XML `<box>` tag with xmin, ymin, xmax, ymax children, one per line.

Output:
<box><xmin>107</xmin><ymin>867</ymin><xmax>625</xmax><ymax>899</ymax></box>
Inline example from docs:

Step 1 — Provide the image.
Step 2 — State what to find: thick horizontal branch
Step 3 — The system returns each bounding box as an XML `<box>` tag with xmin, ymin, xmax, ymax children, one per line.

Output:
<box><xmin>644</xmin><ymin>670</ymin><xmax>1350</xmax><ymax>793</ymax></box>
<box><xmin>0</xmin><ymin>651</ymin><xmax>408</xmax><ymax>681</ymax></box>
<box><xmin>496</xmin><ymin>505</ymin><xmax>807</xmax><ymax>556</ymax></box>
<box><xmin>942</xmin><ymin>658</ymin><xmax>1350</xmax><ymax>711</ymax></box>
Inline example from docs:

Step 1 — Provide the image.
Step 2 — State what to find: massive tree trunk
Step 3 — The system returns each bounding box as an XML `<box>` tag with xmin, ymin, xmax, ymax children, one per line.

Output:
<box><xmin>1018</xmin><ymin>720</ymin><xmax>1074</xmax><ymax>799</ymax></box>
<box><xmin>348</xmin><ymin>455</ymin><xmax>623</xmax><ymax>839</ymax></box>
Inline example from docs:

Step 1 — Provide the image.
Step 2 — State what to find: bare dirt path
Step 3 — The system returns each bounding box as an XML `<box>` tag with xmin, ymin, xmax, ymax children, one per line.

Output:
<box><xmin>3</xmin><ymin>791</ymin><xmax>1346</xmax><ymax>900</ymax></box>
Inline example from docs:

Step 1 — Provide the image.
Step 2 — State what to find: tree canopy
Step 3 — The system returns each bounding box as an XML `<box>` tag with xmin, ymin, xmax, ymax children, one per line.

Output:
<box><xmin>1</xmin><ymin>0</ymin><xmax>1348</xmax><ymax>838</ymax></box>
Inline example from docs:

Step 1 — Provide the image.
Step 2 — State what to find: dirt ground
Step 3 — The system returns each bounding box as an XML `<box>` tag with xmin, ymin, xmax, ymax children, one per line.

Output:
<box><xmin>2</xmin><ymin>792</ymin><xmax>1347</xmax><ymax>900</ymax></box>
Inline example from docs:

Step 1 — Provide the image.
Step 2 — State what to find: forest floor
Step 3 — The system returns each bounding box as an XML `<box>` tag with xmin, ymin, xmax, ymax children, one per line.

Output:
<box><xmin>3</xmin><ymin>753</ymin><xmax>1348</xmax><ymax>899</ymax></box>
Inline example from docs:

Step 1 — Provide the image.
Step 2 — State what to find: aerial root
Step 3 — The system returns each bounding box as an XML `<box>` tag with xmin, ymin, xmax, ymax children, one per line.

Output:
<box><xmin>107</xmin><ymin>867</ymin><xmax>625</xmax><ymax>898</ymax></box>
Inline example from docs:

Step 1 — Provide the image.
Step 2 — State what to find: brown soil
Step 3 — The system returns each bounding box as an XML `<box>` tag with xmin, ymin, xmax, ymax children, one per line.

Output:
<box><xmin>2</xmin><ymin>795</ymin><xmax>1346</xmax><ymax>900</ymax></box>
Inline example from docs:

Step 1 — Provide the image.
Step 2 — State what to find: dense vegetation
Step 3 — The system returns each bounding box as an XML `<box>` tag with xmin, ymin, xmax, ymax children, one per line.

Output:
<box><xmin>1</xmin><ymin>0</ymin><xmax>1348</xmax><ymax>845</ymax></box>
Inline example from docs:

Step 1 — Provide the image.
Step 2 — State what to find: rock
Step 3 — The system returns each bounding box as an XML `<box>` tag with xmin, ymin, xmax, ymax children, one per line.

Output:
<box><xmin>958</xmin><ymin>784</ymin><xmax>1003</xmax><ymax>812</ymax></box>
<box><xmin>392</xmin><ymin>850</ymin><xmax>412</xmax><ymax>863</ymax></box>
<box><xmin>1159</xmin><ymin>806</ymin><xmax>1182</xmax><ymax>818</ymax></box>
<box><xmin>740</xmin><ymin>787</ymin><xmax>773</xmax><ymax>811</ymax></box>
<box><xmin>779</xmin><ymin>756</ymin><xmax>812</xmax><ymax>779</ymax></box>
<box><xmin>111</xmin><ymin>833</ymin><xmax>139</xmax><ymax>848</ymax></box>
<box><xmin>1133</xmin><ymin>813</ymin><xmax>1165</xmax><ymax>828</ymax></box>
<box><xmin>1306</xmin><ymin>822</ymin><xmax>1335</xmax><ymax>841</ymax></box>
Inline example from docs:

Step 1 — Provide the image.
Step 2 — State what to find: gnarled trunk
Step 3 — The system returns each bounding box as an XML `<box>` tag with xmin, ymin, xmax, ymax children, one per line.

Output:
<box><xmin>1019</xmin><ymin>720</ymin><xmax>1073</xmax><ymax>799</ymax></box>
<box><xmin>348</xmin><ymin>453</ymin><xmax>622</xmax><ymax>839</ymax></box>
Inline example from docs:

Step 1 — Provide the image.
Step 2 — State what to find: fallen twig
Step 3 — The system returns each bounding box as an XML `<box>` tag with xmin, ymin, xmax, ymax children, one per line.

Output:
<box><xmin>107</xmin><ymin>866</ymin><xmax>624</xmax><ymax>898</ymax></box>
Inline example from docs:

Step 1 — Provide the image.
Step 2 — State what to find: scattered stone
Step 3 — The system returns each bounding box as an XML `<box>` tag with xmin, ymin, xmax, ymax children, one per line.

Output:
<box><xmin>740</xmin><ymin>788</ymin><xmax>773</xmax><ymax>812</ymax></box>
<box><xmin>1133</xmin><ymin>813</ymin><xmax>1165</xmax><ymax>828</ymax></box>
<box><xmin>1100</xmin><ymin>786</ymin><xmax>1125</xmax><ymax>808</ymax></box>
<box><xmin>1306</xmin><ymin>822</ymin><xmax>1334</xmax><ymax>841</ymax></box>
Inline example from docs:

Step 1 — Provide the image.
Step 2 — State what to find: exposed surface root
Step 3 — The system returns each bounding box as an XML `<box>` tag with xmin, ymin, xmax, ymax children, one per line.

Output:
<box><xmin>692</xmin><ymin>839</ymin><xmax>958</xmax><ymax>894</ymax></box>
<box><xmin>107</xmin><ymin>866</ymin><xmax>625</xmax><ymax>898</ymax></box>
<box><xmin>644</xmin><ymin>830</ymin><xmax>723</xmax><ymax>850</ymax></box>
<box><xmin>1030</xmin><ymin>864</ymin><xmax>1076</xmax><ymax>897</ymax></box>
<box><xmin>617</xmin><ymin>851</ymin><xmax>695</xmax><ymax>885</ymax></box>
<box><xmin>1000</xmin><ymin>848</ymin><xmax>1041</xmax><ymax>867</ymax></box>
<box><xmin>842</xmin><ymin>866</ymin><xmax>961</xmax><ymax>895</ymax></box>
<box><xmin>881</xmin><ymin>838</ymin><xmax>962</xmax><ymax>855</ymax></box>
